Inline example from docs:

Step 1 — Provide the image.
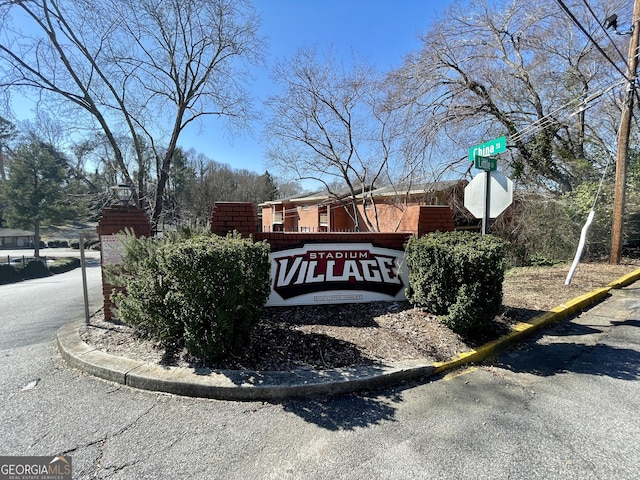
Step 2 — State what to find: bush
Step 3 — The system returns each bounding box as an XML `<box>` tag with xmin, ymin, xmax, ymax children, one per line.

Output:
<box><xmin>110</xmin><ymin>231</ymin><xmax>271</xmax><ymax>361</ymax></box>
<box><xmin>0</xmin><ymin>264</ymin><xmax>20</xmax><ymax>284</ymax></box>
<box><xmin>48</xmin><ymin>257</ymin><xmax>81</xmax><ymax>274</ymax></box>
<box><xmin>405</xmin><ymin>231</ymin><xmax>506</xmax><ymax>333</ymax></box>
<box><xmin>19</xmin><ymin>259</ymin><xmax>52</xmax><ymax>280</ymax></box>
<box><xmin>48</xmin><ymin>240</ymin><xmax>70</xmax><ymax>248</ymax></box>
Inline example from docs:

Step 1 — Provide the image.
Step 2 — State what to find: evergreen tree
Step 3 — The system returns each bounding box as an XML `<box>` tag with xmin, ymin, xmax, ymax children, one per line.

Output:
<box><xmin>2</xmin><ymin>141</ymin><xmax>75</xmax><ymax>256</ymax></box>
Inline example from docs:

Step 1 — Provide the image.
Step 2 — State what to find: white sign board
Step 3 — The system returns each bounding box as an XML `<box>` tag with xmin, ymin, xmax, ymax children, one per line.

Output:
<box><xmin>464</xmin><ymin>171</ymin><xmax>513</xmax><ymax>219</ymax></box>
<box><xmin>100</xmin><ymin>234</ymin><xmax>125</xmax><ymax>266</ymax></box>
<box><xmin>266</xmin><ymin>243</ymin><xmax>408</xmax><ymax>306</ymax></box>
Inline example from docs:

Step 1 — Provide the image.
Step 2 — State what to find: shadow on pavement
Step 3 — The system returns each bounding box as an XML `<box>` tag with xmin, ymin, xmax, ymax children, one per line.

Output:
<box><xmin>495</xmin><ymin>318</ymin><xmax>640</xmax><ymax>380</ymax></box>
<box><xmin>280</xmin><ymin>391</ymin><xmax>400</xmax><ymax>430</ymax></box>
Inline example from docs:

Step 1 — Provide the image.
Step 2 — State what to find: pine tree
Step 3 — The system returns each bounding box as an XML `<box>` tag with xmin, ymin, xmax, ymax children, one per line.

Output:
<box><xmin>2</xmin><ymin>141</ymin><xmax>74</xmax><ymax>256</ymax></box>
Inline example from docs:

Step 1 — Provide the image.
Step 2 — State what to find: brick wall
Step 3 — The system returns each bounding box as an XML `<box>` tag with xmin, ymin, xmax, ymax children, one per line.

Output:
<box><xmin>398</xmin><ymin>205</ymin><xmax>455</xmax><ymax>236</ymax></box>
<box><xmin>254</xmin><ymin>231</ymin><xmax>412</xmax><ymax>252</ymax></box>
<box><xmin>298</xmin><ymin>205</ymin><xmax>320</xmax><ymax>231</ymax></box>
<box><xmin>210</xmin><ymin>202</ymin><xmax>259</xmax><ymax>236</ymax></box>
<box><xmin>97</xmin><ymin>207</ymin><xmax>151</xmax><ymax>320</ymax></box>
<box><xmin>330</xmin><ymin>204</ymin><xmax>357</xmax><ymax>231</ymax></box>
<box><xmin>211</xmin><ymin>202</ymin><xmax>455</xmax><ymax>243</ymax></box>
<box><xmin>416</xmin><ymin>205</ymin><xmax>455</xmax><ymax>236</ymax></box>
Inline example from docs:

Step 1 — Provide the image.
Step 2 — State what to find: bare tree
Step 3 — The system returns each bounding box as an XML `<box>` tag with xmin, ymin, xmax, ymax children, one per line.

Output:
<box><xmin>0</xmin><ymin>115</ymin><xmax>16</xmax><ymax>181</ymax></box>
<box><xmin>0</xmin><ymin>0</ymin><xmax>263</xmax><ymax>231</ymax></box>
<box><xmin>264</xmin><ymin>47</ymin><xmax>419</xmax><ymax>231</ymax></box>
<box><xmin>174</xmin><ymin>149</ymin><xmax>288</xmax><ymax>226</ymax></box>
<box><xmin>390</xmin><ymin>0</ymin><xmax>631</xmax><ymax>192</ymax></box>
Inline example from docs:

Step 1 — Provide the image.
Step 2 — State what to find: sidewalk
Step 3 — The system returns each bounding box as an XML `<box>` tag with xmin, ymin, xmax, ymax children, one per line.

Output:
<box><xmin>56</xmin><ymin>269</ymin><xmax>640</xmax><ymax>401</ymax></box>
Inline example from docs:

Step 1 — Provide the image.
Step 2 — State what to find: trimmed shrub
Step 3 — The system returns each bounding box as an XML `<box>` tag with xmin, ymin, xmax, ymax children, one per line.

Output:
<box><xmin>110</xmin><ymin>233</ymin><xmax>184</xmax><ymax>345</ymax></box>
<box><xmin>405</xmin><ymin>231</ymin><xmax>506</xmax><ymax>333</ymax></box>
<box><xmin>19</xmin><ymin>259</ymin><xmax>52</xmax><ymax>280</ymax></box>
<box><xmin>48</xmin><ymin>257</ymin><xmax>81</xmax><ymax>274</ymax></box>
<box><xmin>0</xmin><ymin>264</ymin><xmax>20</xmax><ymax>284</ymax></box>
<box><xmin>48</xmin><ymin>240</ymin><xmax>70</xmax><ymax>248</ymax></box>
<box><xmin>110</xmin><ymin>231</ymin><xmax>271</xmax><ymax>361</ymax></box>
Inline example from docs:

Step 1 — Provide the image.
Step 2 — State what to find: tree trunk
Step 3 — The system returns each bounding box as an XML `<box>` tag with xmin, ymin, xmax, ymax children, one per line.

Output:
<box><xmin>33</xmin><ymin>219</ymin><xmax>40</xmax><ymax>258</ymax></box>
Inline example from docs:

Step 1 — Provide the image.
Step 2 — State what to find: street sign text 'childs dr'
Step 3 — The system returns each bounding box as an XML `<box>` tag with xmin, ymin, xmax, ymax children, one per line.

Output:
<box><xmin>266</xmin><ymin>243</ymin><xmax>409</xmax><ymax>306</ymax></box>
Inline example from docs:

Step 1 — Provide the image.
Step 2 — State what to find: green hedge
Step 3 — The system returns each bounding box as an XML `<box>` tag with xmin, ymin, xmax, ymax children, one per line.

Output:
<box><xmin>0</xmin><ymin>264</ymin><xmax>20</xmax><ymax>284</ymax></box>
<box><xmin>47</xmin><ymin>240</ymin><xmax>70</xmax><ymax>248</ymax></box>
<box><xmin>110</xmin><ymin>231</ymin><xmax>272</xmax><ymax>361</ymax></box>
<box><xmin>0</xmin><ymin>257</ymin><xmax>80</xmax><ymax>283</ymax></box>
<box><xmin>48</xmin><ymin>257</ymin><xmax>81</xmax><ymax>274</ymax></box>
<box><xmin>405</xmin><ymin>231</ymin><xmax>506</xmax><ymax>333</ymax></box>
<box><xmin>20</xmin><ymin>259</ymin><xmax>52</xmax><ymax>280</ymax></box>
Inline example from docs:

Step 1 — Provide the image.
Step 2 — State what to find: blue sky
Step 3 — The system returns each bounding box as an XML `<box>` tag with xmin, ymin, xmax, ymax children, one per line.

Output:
<box><xmin>8</xmin><ymin>1</ymin><xmax>450</xmax><ymax>180</ymax></box>
<box><xmin>178</xmin><ymin>0</ymin><xmax>450</xmax><ymax>178</ymax></box>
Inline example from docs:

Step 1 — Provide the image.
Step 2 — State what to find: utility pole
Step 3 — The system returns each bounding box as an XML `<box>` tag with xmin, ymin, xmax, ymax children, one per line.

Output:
<box><xmin>611</xmin><ymin>0</ymin><xmax>640</xmax><ymax>264</ymax></box>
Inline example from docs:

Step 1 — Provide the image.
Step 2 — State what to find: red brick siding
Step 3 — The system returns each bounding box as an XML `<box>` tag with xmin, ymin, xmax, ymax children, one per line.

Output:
<box><xmin>210</xmin><ymin>202</ymin><xmax>259</xmax><ymax>236</ymax></box>
<box><xmin>254</xmin><ymin>231</ymin><xmax>412</xmax><ymax>252</ymax></box>
<box><xmin>330</xmin><ymin>204</ymin><xmax>356</xmax><ymax>231</ymax></box>
<box><xmin>96</xmin><ymin>207</ymin><xmax>151</xmax><ymax>320</ymax></box>
<box><xmin>218</xmin><ymin>202</ymin><xmax>455</xmax><ymax>239</ymax></box>
<box><xmin>415</xmin><ymin>205</ymin><xmax>455</xmax><ymax>236</ymax></box>
<box><xmin>297</xmin><ymin>205</ymin><xmax>320</xmax><ymax>231</ymax></box>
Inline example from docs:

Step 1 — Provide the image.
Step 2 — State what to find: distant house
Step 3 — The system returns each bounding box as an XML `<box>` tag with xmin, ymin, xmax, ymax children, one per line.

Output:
<box><xmin>0</xmin><ymin>228</ymin><xmax>35</xmax><ymax>249</ymax></box>
<box><xmin>259</xmin><ymin>180</ymin><xmax>469</xmax><ymax>234</ymax></box>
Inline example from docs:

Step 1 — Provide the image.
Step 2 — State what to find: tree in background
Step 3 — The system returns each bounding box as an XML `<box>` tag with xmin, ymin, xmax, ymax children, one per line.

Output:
<box><xmin>0</xmin><ymin>116</ymin><xmax>17</xmax><ymax>227</ymax></box>
<box><xmin>382</xmin><ymin>0</ymin><xmax>638</xmax><ymax>264</ymax></box>
<box><xmin>0</xmin><ymin>116</ymin><xmax>16</xmax><ymax>183</ymax></box>
<box><xmin>390</xmin><ymin>0</ymin><xmax>630</xmax><ymax>192</ymax></box>
<box><xmin>0</xmin><ymin>0</ymin><xmax>264</xmax><ymax>233</ymax></box>
<box><xmin>264</xmin><ymin>48</ymin><xmax>419</xmax><ymax>231</ymax></box>
<box><xmin>1</xmin><ymin>140</ymin><xmax>77</xmax><ymax>256</ymax></box>
<box><xmin>167</xmin><ymin>148</ymin><xmax>288</xmax><ymax>227</ymax></box>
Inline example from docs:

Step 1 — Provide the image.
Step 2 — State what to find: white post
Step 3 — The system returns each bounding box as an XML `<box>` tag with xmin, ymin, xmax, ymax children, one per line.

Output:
<box><xmin>565</xmin><ymin>210</ymin><xmax>595</xmax><ymax>286</ymax></box>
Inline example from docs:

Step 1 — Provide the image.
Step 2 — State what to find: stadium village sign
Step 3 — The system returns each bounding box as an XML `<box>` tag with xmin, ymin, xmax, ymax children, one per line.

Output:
<box><xmin>266</xmin><ymin>243</ymin><xmax>409</xmax><ymax>306</ymax></box>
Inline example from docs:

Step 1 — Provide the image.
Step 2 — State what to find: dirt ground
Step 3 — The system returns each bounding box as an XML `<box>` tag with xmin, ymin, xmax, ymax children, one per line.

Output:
<box><xmin>80</xmin><ymin>261</ymin><xmax>640</xmax><ymax>371</ymax></box>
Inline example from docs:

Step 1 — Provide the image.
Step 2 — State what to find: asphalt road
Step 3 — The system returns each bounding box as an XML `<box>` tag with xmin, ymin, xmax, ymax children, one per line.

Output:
<box><xmin>1</xmin><ymin>261</ymin><xmax>639</xmax><ymax>479</ymax></box>
<box><xmin>0</xmin><ymin>250</ymin><xmax>103</xmax><ymax>349</ymax></box>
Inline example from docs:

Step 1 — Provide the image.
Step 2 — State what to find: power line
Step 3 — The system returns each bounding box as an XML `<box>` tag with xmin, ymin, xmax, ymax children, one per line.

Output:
<box><xmin>577</xmin><ymin>0</ymin><xmax>640</xmax><ymax>106</ymax></box>
<box><xmin>555</xmin><ymin>0</ymin><xmax>629</xmax><ymax>79</ymax></box>
<box><xmin>509</xmin><ymin>79</ymin><xmax>625</xmax><ymax>144</ymax></box>
<box><xmin>579</xmin><ymin>0</ymin><xmax>628</xmax><ymax>65</ymax></box>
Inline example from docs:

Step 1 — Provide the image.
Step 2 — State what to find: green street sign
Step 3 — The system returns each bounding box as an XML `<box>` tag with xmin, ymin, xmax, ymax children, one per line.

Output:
<box><xmin>469</xmin><ymin>136</ymin><xmax>507</xmax><ymax>162</ymax></box>
<box><xmin>474</xmin><ymin>156</ymin><xmax>497</xmax><ymax>171</ymax></box>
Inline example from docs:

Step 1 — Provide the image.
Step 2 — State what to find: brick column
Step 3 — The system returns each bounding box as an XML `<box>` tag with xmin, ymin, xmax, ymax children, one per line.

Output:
<box><xmin>96</xmin><ymin>207</ymin><xmax>151</xmax><ymax>320</ymax></box>
<box><xmin>416</xmin><ymin>206</ymin><xmax>455</xmax><ymax>236</ymax></box>
<box><xmin>210</xmin><ymin>202</ymin><xmax>259</xmax><ymax>237</ymax></box>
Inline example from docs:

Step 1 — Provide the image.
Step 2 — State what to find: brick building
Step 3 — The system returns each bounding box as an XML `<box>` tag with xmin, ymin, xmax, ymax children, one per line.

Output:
<box><xmin>259</xmin><ymin>180</ymin><xmax>465</xmax><ymax>234</ymax></box>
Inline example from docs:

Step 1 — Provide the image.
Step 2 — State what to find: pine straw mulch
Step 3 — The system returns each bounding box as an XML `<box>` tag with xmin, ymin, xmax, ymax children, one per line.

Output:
<box><xmin>80</xmin><ymin>261</ymin><xmax>640</xmax><ymax>371</ymax></box>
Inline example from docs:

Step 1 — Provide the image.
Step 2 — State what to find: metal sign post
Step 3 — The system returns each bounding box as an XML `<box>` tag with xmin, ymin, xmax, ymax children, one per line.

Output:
<box><xmin>464</xmin><ymin>171</ymin><xmax>514</xmax><ymax>233</ymax></box>
<box><xmin>482</xmin><ymin>171</ymin><xmax>491</xmax><ymax>234</ymax></box>
<box><xmin>79</xmin><ymin>232</ymin><xmax>90</xmax><ymax>325</ymax></box>
<box><xmin>466</xmin><ymin>136</ymin><xmax>510</xmax><ymax>234</ymax></box>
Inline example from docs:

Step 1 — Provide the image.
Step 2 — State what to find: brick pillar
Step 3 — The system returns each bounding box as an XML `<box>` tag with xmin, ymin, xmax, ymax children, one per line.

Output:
<box><xmin>210</xmin><ymin>202</ymin><xmax>259</xmax><ymax>237</ymax></box>
<box><xmin>416</xmin><ymin>206</ymin><xmax>455</xmax><ymax>236</ymax></box>
<box><xmin>96</xmin><ymin>207</ymin><xmax>151</xmax><ymax>320</ymax></box>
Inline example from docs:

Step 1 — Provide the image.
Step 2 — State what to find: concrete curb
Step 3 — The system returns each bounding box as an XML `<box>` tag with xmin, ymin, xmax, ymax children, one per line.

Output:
<box><xmin>57</xmin><ymin>268</ymin><xmax>640</xmax><ymax>401</ymax></box>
